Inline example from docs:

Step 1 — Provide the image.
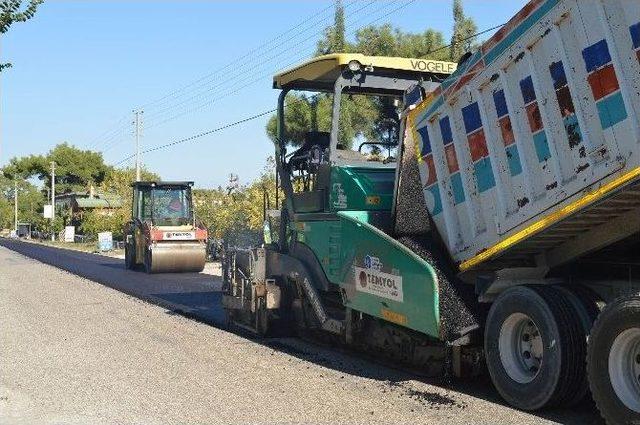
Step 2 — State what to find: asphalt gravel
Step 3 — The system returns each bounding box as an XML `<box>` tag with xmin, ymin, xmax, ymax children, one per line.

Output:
<box><xmin>0</xmin><ymin>241</ymin><xmax>603</xmax><ymax>424</ymax></box>
<box><xmin>394</xmin><ymin>134</ymin><xmax>483</xmax><ymax>341</ymax></box>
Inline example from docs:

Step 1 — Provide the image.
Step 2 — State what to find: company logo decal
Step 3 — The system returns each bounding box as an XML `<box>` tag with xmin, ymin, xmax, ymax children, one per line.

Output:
<box><xmin>163</xmin><ymin>231</ymin><xmax>195</xmax><ymax>240</ymax></box>
<box><xmin>354</xmin><ymin>266</ymin><xmax>403</xmax><ymax>302</ymax></box>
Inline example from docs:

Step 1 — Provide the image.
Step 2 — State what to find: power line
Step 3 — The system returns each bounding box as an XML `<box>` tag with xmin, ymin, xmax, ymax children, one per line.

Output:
<box><xmin>114</xmin><ymin>19</ymin><xmax>508</xmax><ymax>169</ymax></box>
<box><xmin>142</xmin><ymin>0</ymin><xmax>405</xmax><ymax>130</ymax></box>
<box><xmin>141</xmin><ymin>0</ymin><xmax>379</xmax><ymax>125</ymax></box>
<box><xmin>135</xmin><ymin>2</ymin><xmax>338</xmax><ymax>111</ymax></box>
<box><xmin>138</xmin><ymin>0</ymin><xmax>368</xmax><ymax>116</ymax></box>
<box><xmin>419</xmin><ymin>23</ymin><xmax>506</xmax><ymax>59</ymax></box>
<box><xmin>113</xmin><ymin>0</ymin><xmax>423</xmax><ymax>166</ymax></box>
<box><xmin>88</xmin><ymin>1</ymin><xmax>359</xmax><ymax>150</ymax></box>
<box><xmin>114</xmin><ymin>108</ymin><xmax>277</xmax><ymax>166</ymax></box>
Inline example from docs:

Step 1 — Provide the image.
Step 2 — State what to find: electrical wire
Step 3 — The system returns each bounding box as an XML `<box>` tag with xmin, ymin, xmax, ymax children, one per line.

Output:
<box><xmin>109</xmin><ymin>5</ymin><xmax>507</xmax><ymax>170</ymax></box>
<box><xmin>111</xmin><ymin>0</ymin><xmax>420</xmax><ymax>165</ymax></box>
<box><xmin>141</xmin><ymin>0</ymin><xmax>381</xmax><ymax>126</ymax></box>
<box><xmin>88</xmin><ymin>0</ymin><xmax>366</xmax><ymax>150</ymax></box>
<box><xmin>419</xmin><ymin>23</ymin><xmax>506</xmax><ymax>59</ymax></box>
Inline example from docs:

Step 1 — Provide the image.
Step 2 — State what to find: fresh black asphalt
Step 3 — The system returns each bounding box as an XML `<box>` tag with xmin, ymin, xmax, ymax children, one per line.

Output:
<box><xmin>0</xmin><ymin>238</ymin><xmax>225</xmax><ymax>326</ymax></box>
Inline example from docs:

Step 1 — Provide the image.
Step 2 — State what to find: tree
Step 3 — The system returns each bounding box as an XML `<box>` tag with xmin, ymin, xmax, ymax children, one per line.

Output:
<box><xmin>193</xmin><ymin>158</ymin><xmax>281</xmax><ymax>247</ymax></box>
<box><xmin>1</xmin><ymin>0</ymin><xmax>45</xmax><ymax>72</ymax></box>
<box><xmin>317</xmin><ymin>0</ymin><xmax>346</xmax><ymax>55</ymax></box>
<box><xmin>352</xmin><ymin>24</ymin><xmax>448</xmax><ymax>60</ymax></box>
<box><xmin>449</xmin><ymin>0</ymin><xmax>478</xmax><ymax>62</ymax></box>
<box><xmin>100</xmin><ymin>166</ymin><xmax>160</xmax><ymax>208</ymax></box>
<box><xmin>2</xmin><ymin>143</ymin><xmax>112</xmax><ymax>193</ymax></box>
<box><xmin>79</xmin><ymin>167</ymin><xmax>160</xmax><ymax>239</ymax></box>
<box><xmin>0</xmin><ymin>173</ymin><xmax>46</xmax><ymax>231</ymax></box>
<box><xmin>268</xmin><ymin>2</ymin><xmax>452</xmax><ymax>150</ymax></box>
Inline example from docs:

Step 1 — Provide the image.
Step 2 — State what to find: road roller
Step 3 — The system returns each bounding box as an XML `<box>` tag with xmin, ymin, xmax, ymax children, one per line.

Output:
<box><xmin>124</xmin><ymin>181</ymin><xmax>207</xmax><ymax>273</ymax></box>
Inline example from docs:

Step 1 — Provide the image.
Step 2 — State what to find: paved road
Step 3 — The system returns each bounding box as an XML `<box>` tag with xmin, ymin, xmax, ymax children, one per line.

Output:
<box><xmin>0</xmin><ymin>240</ymin><xmax>604</xmax><ymax>424</ymax></box>
<box><xmin>0</xmin><ymin>238</ymin><xmax>225</xmax><ymax>325</ymax></box>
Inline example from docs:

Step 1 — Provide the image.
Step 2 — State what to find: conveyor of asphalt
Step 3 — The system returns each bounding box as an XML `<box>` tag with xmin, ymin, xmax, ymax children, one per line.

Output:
<box><xmin>0</xmin><ymin>238</ymin><xmax>225</xmax><ymax>326</ymax></box>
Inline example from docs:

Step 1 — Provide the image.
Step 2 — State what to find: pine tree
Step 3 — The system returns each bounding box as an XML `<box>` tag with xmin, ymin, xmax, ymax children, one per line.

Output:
<box><xmin>449</xmin><ymin>0</ymin><xmax>478</xmax><ymax>62</ymax></box>
<box><xmin>317</xmin><ymin>0</ymin><xmax>346</xmax><ymax>54</ymax></box>
<box><xmin>332</xmin><ymin>0</ymin><xmax>345</xmax><ymax>53</ymax></box>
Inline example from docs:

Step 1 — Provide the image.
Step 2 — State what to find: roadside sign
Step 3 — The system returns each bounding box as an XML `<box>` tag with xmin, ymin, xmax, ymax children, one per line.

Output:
<box><xmin>98</xmin><ymin>232</ymin><xmax>113</xmax><ymax>251</ymax></box>
<box><xmin>64</xmin><ymin>226</ymin><xmax>75</xmax><ymax>243</ymax></box>
<box><xmin>43</xmin><ymin>205</ymin><xmax>53</xmax><ymax>219</ymax></box>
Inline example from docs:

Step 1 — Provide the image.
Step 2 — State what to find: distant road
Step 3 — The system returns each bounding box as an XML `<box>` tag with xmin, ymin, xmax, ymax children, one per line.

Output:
<box><xmin>0</xmin><ymin>238</ymin><xmax>225</xmax><ymax>325</ymax></box>
<box><xmin>0</xmin><ymin>239</ymin><xmax>603</xmax><ymax>424</ymax></box>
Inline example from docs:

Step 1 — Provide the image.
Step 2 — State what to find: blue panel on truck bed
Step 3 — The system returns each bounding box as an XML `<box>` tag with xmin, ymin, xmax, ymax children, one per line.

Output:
<box><xmin>406</xmin><ymin>0</ymin><xmax>640</xmax><ymax>272</ymax></box>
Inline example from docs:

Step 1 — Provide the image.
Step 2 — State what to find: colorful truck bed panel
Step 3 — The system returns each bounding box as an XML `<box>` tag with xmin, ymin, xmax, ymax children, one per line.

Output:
<box><xmin>408</xmin><ymin>0</ymin><xmax>640</xmax><ymax>270</ymax></box>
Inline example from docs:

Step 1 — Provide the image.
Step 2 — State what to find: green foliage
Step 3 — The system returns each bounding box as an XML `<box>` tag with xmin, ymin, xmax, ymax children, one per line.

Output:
<box><xmin>100</xmin><ymin>166</ymin><xmax>160</xmax><ymax>210</ymax></box>
<box><xmin>1</xmin><ymin>0</ymin><xmax>44</xmax><ymax>71</ymax></box>
<box><xmin>193</xmin><ymin>158</ymin><xmax>280</xmax><ymax>247</ymax></box>
<box><xmin>2</xmin><ymin>143</ymin><xmax>112</xmax><ymax>193</ymax></box>
<box><xmin>266</xmin><ymin>92</ymin><xmax>382</xmax><ymax>149</ymax></box>
<box><xmin>450</xmin><ymin>0</ymin><xmax>478</xmax><ymax>62</ymax></box>
<box><xmin>81</xmin><ymin>208</ymin><xmax>128</xmax><ymax>239</ymax></box>
<box><xmin>78</xmin><ymin>167</ymin><xmax>160</xmax><ymax>238</ymax></box>
<box><xmin>0</xmin><ymin>173</ymin><xmax>47</xmax><ymax>231</ymax></box>
<box><xmin>317</xmin><ymin>0</ymin><xmax>346</xmax><ymax>54</ymax></box>
<box><xmin>353</xmin><ymin>24</ymin><xmax>449</xmax><ymax>60</ymax></box>
<box><xmin>268</xmin><ymin>2</ymin><xmax>460</xmax><ymax>149</ymax></box>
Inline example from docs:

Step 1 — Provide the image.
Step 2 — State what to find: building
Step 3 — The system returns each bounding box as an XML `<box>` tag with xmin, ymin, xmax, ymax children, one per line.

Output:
<box><xmin>55</xmin><ymin>187</ymin><xmax>123</xmax><ymax>227</ymax></box>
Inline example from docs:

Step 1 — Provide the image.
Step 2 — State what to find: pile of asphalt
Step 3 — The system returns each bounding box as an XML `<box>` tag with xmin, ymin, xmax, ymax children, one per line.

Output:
<box><xmin>394</xmin><ymin>131</ymin><xmax>431</xmax><ymax>236</ymax></box>
<box><xmin>393</xmin><ymin>131</ymin><xmax>483</xmax><ymax>342</ymax></box>
<box><xmin>396</xmin><ymin>235</ymin><xmax>484</xmax><ymax>342</ymax></box>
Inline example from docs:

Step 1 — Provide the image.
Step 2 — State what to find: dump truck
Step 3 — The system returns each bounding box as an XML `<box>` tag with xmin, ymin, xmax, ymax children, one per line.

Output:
<box><xmin>222</xmin><ymin>1</ymin><xmax>640</xmax><ymax>423</ymax></box>
<box><xmin>124</xmin><ymin>181</ymin><xmax>207</xmax><ymax>273</ymax></box>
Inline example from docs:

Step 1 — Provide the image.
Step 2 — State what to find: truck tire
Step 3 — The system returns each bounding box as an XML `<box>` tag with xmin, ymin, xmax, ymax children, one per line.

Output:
<box><xmin>485</xmin><ymin>285</ymin><xmax>585</xmax><ymax>410</ymax></box>
<box><xmin>587</xmin><ymin>295</ymin><xmax>640</xmax><ymax>425</ymax></box>
<box><xmin>555</xmin><ymin>285</ymin><xmax>602</xmax><ymax>406</ymax></box>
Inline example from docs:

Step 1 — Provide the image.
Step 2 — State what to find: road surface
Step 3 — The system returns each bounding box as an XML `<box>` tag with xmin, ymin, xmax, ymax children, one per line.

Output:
<box><xmin>0</xmin><ymin>239</ymin><xmax>603</xmax><ymax>424</ymax></box>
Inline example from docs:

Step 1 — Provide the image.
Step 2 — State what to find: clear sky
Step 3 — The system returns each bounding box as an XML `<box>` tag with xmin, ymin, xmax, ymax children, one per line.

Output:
<box><xmin>1</xmin><ymin>0</ymin><xmax>527</xmax><ymax>189</ymax></box>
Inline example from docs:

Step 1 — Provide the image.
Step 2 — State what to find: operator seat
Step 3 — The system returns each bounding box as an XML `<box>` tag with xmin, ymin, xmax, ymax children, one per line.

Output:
<box><xmin>288</xmin><ymin>131</ymin><xmax>330</xmax><ymax>172</ymax></box>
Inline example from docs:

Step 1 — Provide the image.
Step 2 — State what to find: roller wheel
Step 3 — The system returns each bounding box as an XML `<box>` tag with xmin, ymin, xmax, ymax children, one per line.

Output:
<box><xmin>485</xmin><ymin>285</ymin><xmax>586</xmax><ymax>410</ymax></box>
<box><xmin>587</xmin><ymin>294</ymin><xmax>640</xmax><ymax>425</ymax></box>
<box><xmin>124</xmin><ymin>241</ymin><xmax>136</xmax><ymax>270</ymax></box>
<box><xmin>144</xmin><ymin>247</ymin><xmax>153</xmax><ymax>274</ymax></box>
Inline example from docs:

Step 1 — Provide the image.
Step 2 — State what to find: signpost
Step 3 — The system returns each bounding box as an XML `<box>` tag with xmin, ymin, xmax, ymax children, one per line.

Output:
<box><xmin>43</xmin><ymin>205</ymin><xmax>53</xmax><ymax>219</ymax></box>
<box><xmin>97</xmin><ymin>232</ymin><xmax>113</xmax><ymax>251</ymax></box>
<box><xmin>64</xmin><ymin>226</ymin><xmax>75</xmax><ymax>243</ymax></box>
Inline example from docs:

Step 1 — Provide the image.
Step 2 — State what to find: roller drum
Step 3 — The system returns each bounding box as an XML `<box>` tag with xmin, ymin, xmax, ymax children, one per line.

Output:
<box><xmin>148</xmin><ymin>242</ymin><xmax>206</xmax><ymax>273</ymax></box>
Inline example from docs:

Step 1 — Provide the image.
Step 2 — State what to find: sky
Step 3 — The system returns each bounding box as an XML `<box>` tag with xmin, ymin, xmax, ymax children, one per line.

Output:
<box><xmin>1</xmin><ymin>0</ymin><xmax>527</xmax><ymax>189</ymax></box>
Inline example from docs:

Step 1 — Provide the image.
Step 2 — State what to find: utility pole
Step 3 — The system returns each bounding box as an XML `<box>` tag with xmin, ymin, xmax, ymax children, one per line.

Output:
<box><xmin>133</xmin><ymin>109</ymin><xmax>144</xmax><ymax>181</ymax></box>
<box><xmin>13</xmin><ymin>180</ymin><xmax>18</xmax><ymax>233</ymax></box>
<box><xmin>51</xmin><ymin>161</ymin><xmax>56</xmax><ymax>241</ymax></box>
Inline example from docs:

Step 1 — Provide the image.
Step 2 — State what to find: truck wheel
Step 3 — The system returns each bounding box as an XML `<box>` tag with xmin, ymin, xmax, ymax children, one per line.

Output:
<box><xmin>555</xmin><ymin>285</ymin><xmax>602</xmax><ymax>405</ymax></box>
<box><xmin>485</xmin><ymin>285</ymin><xmax>585</xmax><ymax>410</ymax></box>
<box><xmin>125</xmin><ymin>241</ymin><xmax>136</xmax><ymax>270</ymax></box>
<box><xmin>587</xmin><ymin>295</ymin><xmax>640</xmax><ymax>425</ymax></box>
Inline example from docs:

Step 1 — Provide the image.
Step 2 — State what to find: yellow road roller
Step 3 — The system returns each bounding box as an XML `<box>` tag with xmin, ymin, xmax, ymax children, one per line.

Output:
<box><xmin>124</xmin><ymin>181</ymin><xmax>207</xmax><ymax>273</ymax></box>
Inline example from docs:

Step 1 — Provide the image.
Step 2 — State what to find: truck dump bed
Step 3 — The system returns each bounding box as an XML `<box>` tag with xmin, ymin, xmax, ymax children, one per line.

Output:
<box><xmin>408</xmin><ymin>0</ymin><xmax>640</xmax><ymax>272</ymax></box>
